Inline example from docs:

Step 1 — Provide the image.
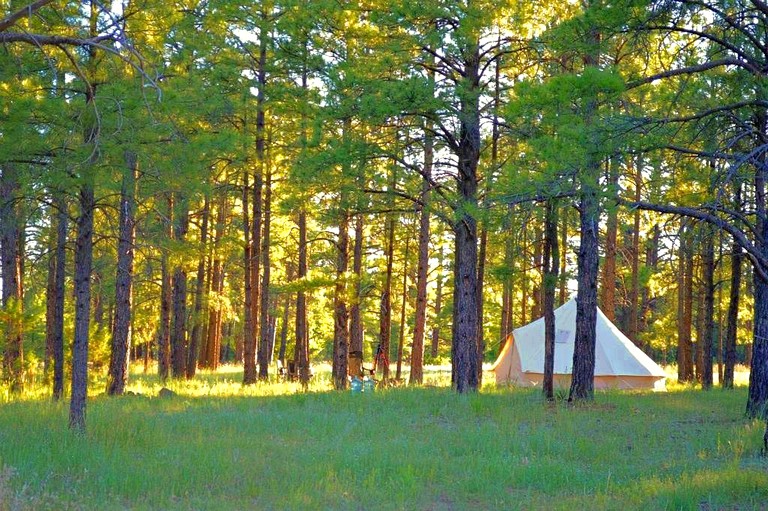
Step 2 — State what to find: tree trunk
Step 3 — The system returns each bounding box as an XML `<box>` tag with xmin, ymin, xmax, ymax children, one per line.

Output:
<box><xmin>569</xmin><ymin>179</ymin><xmax>600</xmax><ymax>402</ymax></box>
<box><xmin>747</xmin><ymin>111</ymin><xmax>768</xmax><ymax>418</ymax></box>
<box><xmin>396</xmin><ymin>237</ymin><xmax>410</xmax><ymax>381</ymax></box>
<box><xmin>601</xmin><ymin>159</ymin><xmax>618</xmax><ymax>321</ymax></box>
<box><xmin>158</xmin><ymin>252</ymin><xmax>172</xmax><ymax>379</ymax></box>
<box><xmin>543</xmin><ymin>201</ymin><xmax>559</xmax><ymax>400</ymax></box>
<box><xmin>278</xmin><ymin>263</ymin><xmax>294</xmax><ymax>365</ymax></box>
<box><xmin>107</xmin><ymin>151</ymin><xmax>138</xmax><ymax>395</ymax></box>
<box><xmin>187</xmin><ymin>193</ymin><xmax>210</xmax><ymax>378</ymax></box>
<box><xmin>350</xmin><ymin>212</ymin><xmax>364</xmax><ymax>356</ymax></box>
<box><xmin>724</xmin><ymin>186</ymin><xmax>742</xmax><ymax>388</ymax></box>
<box><xmin>500</xmin><ymin>208</ymin><xmax>514</xmax><ymax>345</ymax></box>
<box><xmin>379</xmin><ymin>195</ymin><xmax>395</xmax><ymax>382</ymax></box>
<box><xmin>677</xmin><ymin>223</ymin><xmax>687</xmax><ymax>381</ymax></box>
<box><xmin>476</xmin><ymin>223</ymin><xmax>487</xmax><ymax>385</ymax></box>
<box><xmin>45</xmin><ymin>216</ymin><xmax>57</xmax><ymax>382</ymax></box>
<box><xmin>559</xmin><ymin>206</ymin><xmax>569</xmax><ymax>305</ymax></box>
<box><xmin>531</xmin><ymin>225</ymin><xmax>542</xmax><ymax>320</ymax></box>
<box><xmin>258</xmin><ymin>164</ymin><xmax>273</xmax><ymax>380</ymax></box>
<box><xmin>278</xmin><ymin>293</ymin><xmax>290</xmax><ymax>364</ymax></box>
<box><xmin>214</xmin><ymin>267</ymin><xmax>226</xmax><ymax>366</ymax></box>
<box><xmin>628</xmin><ymin>158</ymin><xmax>642</xmax><ymax>346</ymax></box>
<box><xmin>158</xmin><ymin>196</ymin><xmax>173</xmax><ymax>380</ymax></box>
<box><xmin>749</xmin><ymin>241</ymin><xmax>768</xmax><ymax>418</ymax></box>
<box><xmin>702</xmin><ymin>223</ymin><xmax>716</xmax><ymax>389</ymax></box>
<box><xmin>52</xmin><ymin>193</ymin><xmax>67</xmax><ymax>399</ymax></box>
<box><xmin>242</xmin><ymin>168</ymin><xmax>255</xmax><ymax>383</ymax></box>
<box><xmin>521</xmin><ymin>226</ymin><xmax>528</xmax><ymax>326</ymax></box>
<box><xmin>203</xmin><ymin>193</ymin><xmax>227</xmax><ymax>370</ymax></box>
<box><xmin>69</xmin><ymin>10</ymin><xmax>99</xmax><ymax>430</ymax></box>
<box><xmin>643</xmin><ymin>224</ymin><xmax>660</xmax><ymax>344</ymax></box>
<box><xmin>295</xmin><ymin>210</ymin><xmax>309</xmax><ymax>386</ymax></box>
<box><xmin>410</xmin><ymin>123</ymin><xmax>432</xmax><ymax>385</ymax></box>
<box><xmin>70</xmin><ymin>176</ymin><xmax>95</xmax><ymax>431</ymax></box>
<box><xmin>452</xmin><ymin>41</ymin><xmax>481</xmax><ymax>393</ymax></box>
<box><xmin>677</xmin><ymin>220</ymin><xmax>695</xmax><ymax>382</ymax></box>
<box><xmin>249</xmin><ymin>170</ymin><xmax>262</xmax><ymax>373</ymax></box>
<box><xmin>568</xmin><ymin>20</ymin><xmax>601</xmax><ymax>402</ymax></box>
<box><xmin>431</xmin><ymin>245</ymin><xmax>443</xmax><ymax>359</ymax></box>
<box><xmin>170</xmin><ymin>196</ymin><xmax>189</xmax><ymax>378</ymax></box>
<box><xmin>248</xmin><ymin>12</ymin><xmax>268</xmax><ymax>380</ymax></box>
<box><xmin>0</xmin><ymin>164</ymin><xmax>23</xmax><ymax>393</ymax></box>
<box><xmin>332</xmin><ymin>204</ymin><xmax>349</xmax><ymax>389</ymax></box>
<box><xmin>694</xmin><ymin>252</ymin><xmax>705</xmax><ymax>382</ymax></box>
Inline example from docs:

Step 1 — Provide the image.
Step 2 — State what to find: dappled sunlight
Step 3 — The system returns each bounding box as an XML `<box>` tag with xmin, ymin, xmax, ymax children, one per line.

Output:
<box><xmin>1</xmin><ymin>363</ymin><xmax>753</xmax><ymax>403</ymax></box>
<box><xmin>661</xmin><ymin>364</ymin><xmax>751</xmax><ymax>392</ymax></box>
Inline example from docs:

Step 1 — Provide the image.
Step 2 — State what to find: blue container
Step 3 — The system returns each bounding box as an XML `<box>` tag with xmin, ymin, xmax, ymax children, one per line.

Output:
<box><xmin>350</xmin><ymin>376</ymin><xmax>362</xmax><ymax>393</ymax></box>
<box><xmin>362</xmin><ymin>377</ymin><xmax>375</xmax><ymax>393</ymax></box>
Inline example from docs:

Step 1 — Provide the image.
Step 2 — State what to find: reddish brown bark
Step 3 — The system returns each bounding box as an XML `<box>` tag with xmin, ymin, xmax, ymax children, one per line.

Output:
<box><xmin>396</xmin><ymin>237</ymin><xmax>410</xmax><ymax>381</ymax></box>
<box><xmin>202</xmin><ymin>193</ymin><xmax>227</xmax><ymax>370</ymax></box>
<box><xmin>258</xmin><ymin>164</ymin><xmax>273</xmax><ymax>380</ymax></box>
<box><xmin>410</xmin><ymin>124</ymin><xmax>432</xmax><ymax>385</ymax></box>
<box><xmin>350</xmin><ymin>212</ymin><xmax>364</xmax><ymax>356</ymax></box>
<box><xmin>170</xmin><ymin>196</ymin><xmax>189</xmax><ymax>379</ymax></box>
<box><xmin>295</xmin><ymin>210</ymin><xmax>309</xmax><ymax>386</ymax></box>
<box><xmin>107</xmin><ymin>151</ymin><xmax>138</xmax><ymax>394</ymax></box>
<box><xmin>243</xmin><ymin>169</ymin><xmax>256</xmax><ymax>383</ymax></box>
<box><xmin>187</xmin><ymin>193</ymin><xmax>210</xmax><ymax>378</ymax></box>
<box><xmin>158</xmin><ymin>196</ymin><xmax>173</xmax><ymax>380</ymax></box>
<box><xmin>379</xmin><ymin>199</ymin><xmax>395</xmax><ymax>382</ymax></box>
<box><xmin>332</xmin><ymin>205</ymin><xmax>349</xmax><ymax>389</ymax></box>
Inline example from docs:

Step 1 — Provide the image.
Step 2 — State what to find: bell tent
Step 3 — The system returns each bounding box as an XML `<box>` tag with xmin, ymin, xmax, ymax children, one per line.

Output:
<box><xmin>492</xmin><ymin>298</ymin><xmax>666</xmax><ymax>391</ymax></box>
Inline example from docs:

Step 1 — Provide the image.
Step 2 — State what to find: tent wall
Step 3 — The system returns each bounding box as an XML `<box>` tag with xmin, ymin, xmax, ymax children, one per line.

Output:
<box><xmin>496</xmin><ymin>370</ymin><xmax>666</xmax><ymax>391</ymax></box>
<box><xmin>492</xmin><ymin>310</ymin><xmax>667</xmax><ymax>392</ymax></box>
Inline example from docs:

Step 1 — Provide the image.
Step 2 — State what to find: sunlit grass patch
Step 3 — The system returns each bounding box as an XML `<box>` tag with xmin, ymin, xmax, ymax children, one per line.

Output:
<box><xmin>0</xmin><ymin>363</ymin><xmax>765</xmax><ymax>509</ymax></box>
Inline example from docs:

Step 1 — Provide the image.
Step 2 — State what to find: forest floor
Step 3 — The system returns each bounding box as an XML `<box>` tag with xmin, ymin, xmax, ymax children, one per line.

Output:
<box><xmin>0</xmin><ymin>365</ymin><xmax>766</xmax><ymax>510</ymax></box>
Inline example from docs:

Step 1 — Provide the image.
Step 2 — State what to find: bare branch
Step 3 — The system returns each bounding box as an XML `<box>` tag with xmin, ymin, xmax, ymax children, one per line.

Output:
<box><xmin>625</xmin><ymin>58</ymin><xmax>753</xmax><ymax>89</ymax></box>
<box><xmin>0</xmin><ymin>0</ymin><xmax>55</xmax><ymax>33</ymax></box>
<box><xmin>623</xmin><ymin>198</ymin><xmax>768</xmax><ymax>283</ymax></box>
<box><xmin>0</xmin><ymin>32</ymin><xmax>161</xmax><ymax>96</ymax></box>
<box><xmin>363</xmin><ymin>187</ymin><xmax>452</xmax><ymax>225</ymax></box>
<box><xmin>638</xmin><ymin>22</ymin><xmax>759</xmax><ymax>67</ymax></box>
<box><xmin>646</xmin><ymin>100</ymin><xmax>768</xmax><ymax>124</ymax></box>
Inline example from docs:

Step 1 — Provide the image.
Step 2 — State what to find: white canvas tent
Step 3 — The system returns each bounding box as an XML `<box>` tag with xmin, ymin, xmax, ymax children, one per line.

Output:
<box><xmin>492</xmin><ymin>298</ymin><xmax>666</xmax><ymax>391</ymax></box>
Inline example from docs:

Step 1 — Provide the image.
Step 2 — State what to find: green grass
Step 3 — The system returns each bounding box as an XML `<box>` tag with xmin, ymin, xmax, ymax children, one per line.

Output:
<box><xmin>0</xmin><ymin>366</ymin><xmax>766</xmax><ymax>510</ymax></box>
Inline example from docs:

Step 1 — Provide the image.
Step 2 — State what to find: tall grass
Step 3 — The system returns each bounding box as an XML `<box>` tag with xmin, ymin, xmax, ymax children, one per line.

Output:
<box><xmin>0</xmin><ymin>365</ymin><xmax>765</xmax><ymax>510</ymax></box>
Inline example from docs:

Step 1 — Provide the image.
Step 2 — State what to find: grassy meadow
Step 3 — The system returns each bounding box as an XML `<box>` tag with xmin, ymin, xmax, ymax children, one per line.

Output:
<box><xmin>0</xmin><ymin>365</ymin><xmax>766</xmax><ymax>510</ymax></box>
